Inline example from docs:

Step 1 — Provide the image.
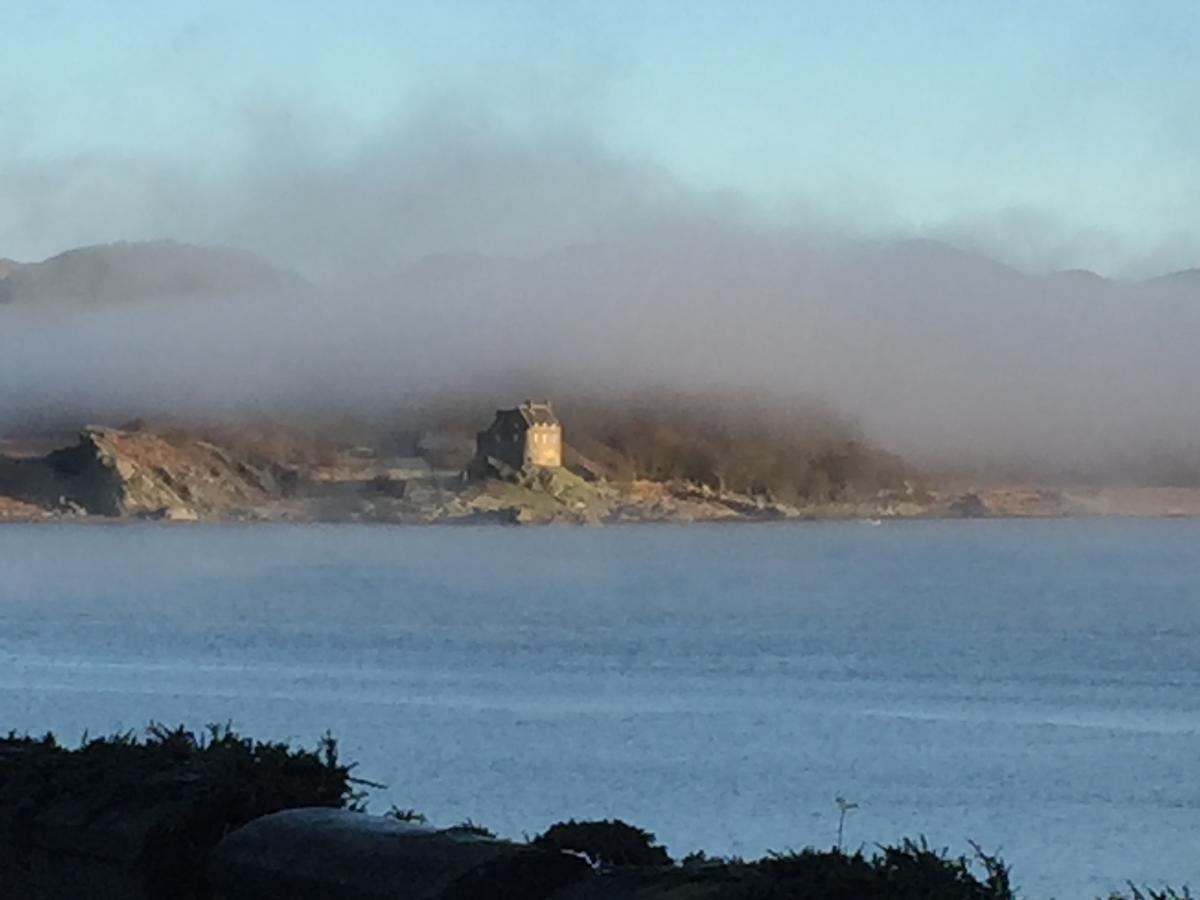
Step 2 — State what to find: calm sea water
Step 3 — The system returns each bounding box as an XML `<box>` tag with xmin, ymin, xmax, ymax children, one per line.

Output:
<box><xmin>1</xmin><ymin>520</ymin><xmax>1197</xmax><ymax>897</ymax></box>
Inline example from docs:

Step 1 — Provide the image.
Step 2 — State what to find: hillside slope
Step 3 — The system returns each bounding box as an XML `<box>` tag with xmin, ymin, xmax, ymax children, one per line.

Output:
<box><xmin>0</xmin><ymin>241</ymin><xmax>307</xmax><ymax>307</ymax></box>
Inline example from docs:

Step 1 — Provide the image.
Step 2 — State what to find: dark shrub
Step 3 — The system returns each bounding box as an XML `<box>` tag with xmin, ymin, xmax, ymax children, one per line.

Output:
<box><xmin>757</xmin><ymin>838</ymin><xmax>1013</xmax><ymax>900</ymax></box>
<box><xmin>385</xmin><ymin>806</ymin><xmax>427</xmax><ymax>824</ymax></box>
<box><xmin>447</xmin><ymin>818</ymin><xmax>496</xmax><ymax>838</ymax></box>
<box><xmin>0</xmin><ymin>724</ymin><xmax>365</xmax><ymax>898</ymax></box>
<box><xmin>534</xmin><ymin>818</ymin><xmax>671</xmax><ymax>868</ymax></box>
<box><xmin>1106</xmin><ymin>888</ymin><xmax>1193</xmax><ymax>900</ymax></box>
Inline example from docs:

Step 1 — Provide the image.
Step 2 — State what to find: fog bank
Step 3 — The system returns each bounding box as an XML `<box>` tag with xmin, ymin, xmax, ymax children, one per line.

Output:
<box><xmin>1</xmin><ymin>107</ymin><xmax>1197</xmax><ymax>484</ymax></box>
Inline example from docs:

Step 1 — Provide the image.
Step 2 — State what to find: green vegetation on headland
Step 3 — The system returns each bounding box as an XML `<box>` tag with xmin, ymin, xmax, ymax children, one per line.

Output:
<box><xmin>0</xmin><ymin>726</ymin><xmax>1189</xmax><ymax>900</ymax></box>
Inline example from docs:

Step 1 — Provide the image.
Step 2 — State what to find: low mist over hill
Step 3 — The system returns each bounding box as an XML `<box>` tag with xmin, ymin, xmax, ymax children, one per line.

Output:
<box><xmin>0</xmin><ymin>241</ymin><xmax>308</xmax><ymax>308</ymax></box>
<box><xmin>0</xmin><ymin>234</ymin><xmax>1196</xmax><ymax>486</ymax></box>
<box><xmin>375</xmin><ymin>237</ymin><xmax>1200</xmax><ymax>484</ymax></box>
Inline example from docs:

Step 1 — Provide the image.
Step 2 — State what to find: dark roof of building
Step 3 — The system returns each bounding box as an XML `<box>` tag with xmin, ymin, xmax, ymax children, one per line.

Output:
<box><xmin>482</xmin><ymin>402</ymin><xmax>560</xmax><ymax>435</ymax></box>
<box><xmin>515</xmin><ymin>401</ymin><xmax>559</xmax><ymax>427</ymax></box>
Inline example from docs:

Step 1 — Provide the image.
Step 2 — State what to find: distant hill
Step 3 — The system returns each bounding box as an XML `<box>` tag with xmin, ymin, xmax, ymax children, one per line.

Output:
<box><xmin>1051</xmin><ymin>268</ymin><xmax>1107</xmax><ymax>283</ymax></box>
<box><xmin>0</xmin><ymin>241</ymin><xmax>308</xmax><ymax>307</ymax></box>
<box><xmin>1145</xmin><ymin>268</ymin><xmax>1200</xmax><ymax>286</ymax></box>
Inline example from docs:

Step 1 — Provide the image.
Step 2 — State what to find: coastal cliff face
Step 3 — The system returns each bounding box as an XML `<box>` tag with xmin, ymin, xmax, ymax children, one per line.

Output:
<box><xmin>0</xmin><ymin>427</ymin><xmax>292</xmax><ymax>521</ymax></box>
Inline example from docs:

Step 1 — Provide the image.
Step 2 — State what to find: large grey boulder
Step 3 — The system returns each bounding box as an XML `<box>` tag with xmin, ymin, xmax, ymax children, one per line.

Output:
<box><xmin>209</xmin><ymin>808</ymin><xmax>591</xmax><ymax>900</ymax></box>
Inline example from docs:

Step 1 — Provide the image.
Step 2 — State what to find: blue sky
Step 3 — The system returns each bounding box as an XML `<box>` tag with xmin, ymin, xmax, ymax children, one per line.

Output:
<box><xmin>3</xmin><ymin>1</ymin><xmax>1198</xmax><ymax>272</ymax></box>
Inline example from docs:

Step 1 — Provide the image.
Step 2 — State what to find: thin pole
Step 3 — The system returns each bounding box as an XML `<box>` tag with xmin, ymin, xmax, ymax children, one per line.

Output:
<box><xmin>835</xmin><ymin>796</ymin><xmax>858</xmax><ymax>851</ymax></box>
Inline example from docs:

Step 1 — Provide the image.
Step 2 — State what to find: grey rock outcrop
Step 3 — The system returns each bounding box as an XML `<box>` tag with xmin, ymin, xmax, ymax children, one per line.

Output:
<box><xmin>209</xmin><ymin>808</ymin><xmax>591</xmax><ymax>900</ymax></box>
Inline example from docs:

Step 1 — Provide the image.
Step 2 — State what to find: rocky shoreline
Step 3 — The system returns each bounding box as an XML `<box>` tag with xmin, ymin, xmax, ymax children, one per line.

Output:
<box><xmin>2</xmin><ymin>426</ymin><xmax>1199</xmax><ymax>526</ymax></box>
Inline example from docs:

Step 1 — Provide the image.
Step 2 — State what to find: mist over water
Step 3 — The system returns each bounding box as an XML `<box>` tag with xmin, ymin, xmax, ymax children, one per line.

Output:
<box><xmin>1</xmin><ymin>104</ymin><xmax>1198</xmax><ymax>481</ymax></box>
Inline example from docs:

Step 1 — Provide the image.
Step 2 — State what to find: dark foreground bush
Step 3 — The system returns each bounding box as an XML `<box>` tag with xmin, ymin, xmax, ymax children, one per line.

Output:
<box><xmin>534</xmin><ymin>818</ymin><xmax>672</xmax><ymax>868</ymax></box>
<box><xmin>0</xmin><ymin>725</ymin><xmax>1188</xmax><ymax>900</ymax></box>
<box><xmin>1106</xmin><ymin>888</ymin><xmax>1193</xmax><ymax>900</ymax></box>
<box><xmin>754</xmin><ymin>838</ymin><xmax>1012</xmax><ymax>900</ymax></box>
<box><xmin>617</xmin><ymin>838</ymin><xmax>1014</xmax><ymax>900</ymax></box>
<box><xmin>0</xmin><ymin>724</ymin><xmax>364</xmax><ymax>897</ymax></box>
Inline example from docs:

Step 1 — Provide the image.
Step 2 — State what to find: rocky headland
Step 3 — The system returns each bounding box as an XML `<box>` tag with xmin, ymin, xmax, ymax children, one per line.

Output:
<box><xmin>2</xmin><ymin>424</ymin><xmax>1197</xmax><ymax>525</ymax></box>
